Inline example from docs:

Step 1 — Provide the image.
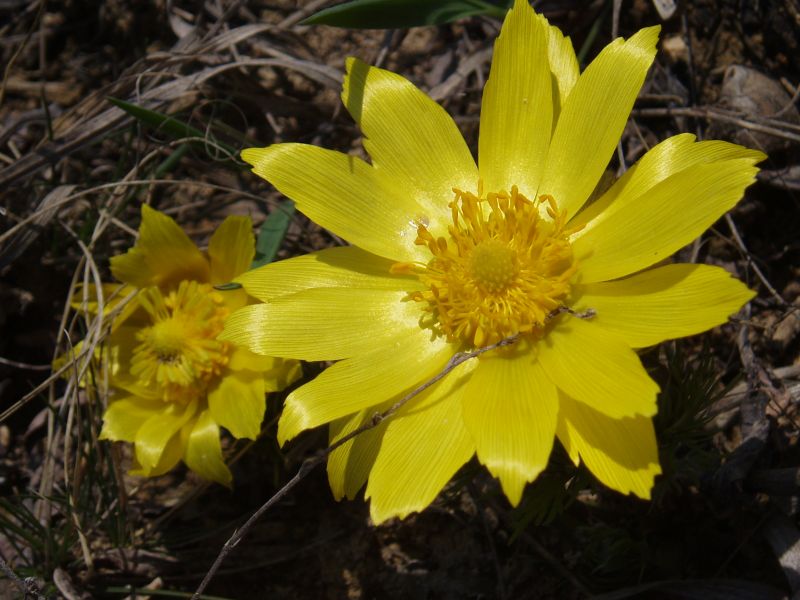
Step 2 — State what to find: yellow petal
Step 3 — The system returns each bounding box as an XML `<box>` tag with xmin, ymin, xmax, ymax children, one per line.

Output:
<box><xmin>574</xmin><ymin>264</ymin><xmax>755</xmax><ymax>348</ymax></box>
<box><xmin>130</xmin><ymin>431</ymin><xmax>184</xmax><ymax>478</ymax></box>
<box><xmin>277</xmin><ymin>326</ymin><xmax>454</xmax><ymax>445</ymax></box>
<box><xmin>106</xmin><ymin>325</ymin><xmax>160</xmax><ymax>400</ymax></box>
<box><xmin>479</xmin><ymin>0</ymin><xmax>552</xmax><ymax>196</ymax></box>
<box><xmin>237</xmin><ymin>246</ymin><xmax>419</xmax><ymax>302</ymax></box>
<box><xmin>556</xmin><ymin>391</ymin><xmax>661</xmax><ymax>498</ymax></box>
<box><xmin>573</xmin><ymin>159</ymin><xmax>760</xmax><ymax>283</ymax></box>
<box><xmin>134</xmin><ymin>400</ymin><xmax>198</xmax><ymax>471</ymax></box>
<box><xmin>221</xmin><ymin>289</ymin><xmax>423</xmax><ymax>361</ymax></box>
<box><xmin>462</xmin><ymin>345</ymin><xmax>557</xmax><ymax>506</ymax></box>
<box><xmin>208</xmin><ymin>215</ymin><xmax>255</xmax><ymax>284</ymax></box>
<box><xmin>52</xmin><ymin>339</ymin><xmax>87</xmax><ymax>381</ymax></box>
<box><xmin>538</xmin><ymin>26</ymin><xmax>660</xmax><ymax>218</ymax></box>
<box><xmin>69</xmin><ymin>283</ymin><xmax>134</xmax><ymax>317</ymax></box>
<box><xmin>543</xmin><ymin>13</ymin><xmax>579</xmax><ymax>116</ymax></box>
<box><xmin>100</xmin><ymin>396</ymin><xmax>164</xmax><ymax>442</ymax></box>
<box><xmin>218</xmin><ymin>286</ymin><xmax>249</xmax><ymax>313</ymax></box>
<box><xmin>184</xmin><ymin>409</ymin><xmax>233</xmax><ymax>487</ymax></box>
<box><xmin>573</xmin><ymin>134</ymin><xmax>766</xmax><ymax>231</ymax></box>
<box><xmin>365</xmin><ymin>360</ymin><xmax>477</xmax><ymax>524</ymax></box>
<box><xmin>208</xmin><ymin>371</ymin><xmax>266</xmax><ymax>440</ymax></box>
<box><xmin>242</xmin><ymin>144</ymin><xmax>426</xmax><ymax>263</ymax></box>
<box><xmin>342</xmin><ymin>57</ymin><xmax>478</xmax><ymax>239</ymax></box>
<box><xmin>62</xmin><ymin>285</ymin><xmax>138</xmax><ymax>379</ymax></box>
<box><xmin>109</xmin><ymin>248</ymin><xmax>149</xmax><ymax>288</ymax></box>
<box><xmin>537</xmin><ymin>316</ymin><xmax>659</xmax><ymax>418</ymax></box>
<box><xmin>327</xmin><ymin>404</ymin><xmax>391</xmax><ymax>501</ymax></box>
<box><xmin>227</xmin><ymin>347</ymin><xmax>301</xmax><ymax>394</ymax></box>
<box><xmin>110</xmin><ymin>205</ymin><xmax>209</xmax><ymax>288</ymax></box>
<box><xmin>226</xmin><ymin>346</ymin><xmax>279</xmax><ymax>372</ymax></box>
<box><xmin>262</xmin><ymin>358</ymin><xmax>302</xmax><ymax>393</ymax></box>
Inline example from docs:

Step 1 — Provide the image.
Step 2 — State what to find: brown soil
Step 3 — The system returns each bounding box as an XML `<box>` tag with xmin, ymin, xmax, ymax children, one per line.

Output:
<box><xmin>1</xmin><ymin>0</ymin><xmax>799</xmax><ymax>599</ymax></box>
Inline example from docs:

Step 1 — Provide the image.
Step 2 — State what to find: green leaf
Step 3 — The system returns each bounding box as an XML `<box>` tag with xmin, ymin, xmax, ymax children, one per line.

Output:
<box><xmin>251</xmin><ymin>201</ymin><xmax>295</xmax><ymax>269</ymax></box>
<box><xmin>103</xmin><ymin>586</ymin><xmax>236</xmax><ymax>600</ymax></box>
<box><xmin>108</xmin><ymin>97</ymin><xmax>239</xmax><ymax>160</ymax></box>
<box><xmin>302</xmin><ymin>0</ymin><xmax>509</xmax><ymax>29</ymax></box>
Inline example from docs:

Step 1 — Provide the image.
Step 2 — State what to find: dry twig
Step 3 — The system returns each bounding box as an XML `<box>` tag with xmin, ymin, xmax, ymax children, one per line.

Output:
<box><xmin>191</xmin><ymin>333</ymin><xmax>520</xmax><ymax>599</ymax></box>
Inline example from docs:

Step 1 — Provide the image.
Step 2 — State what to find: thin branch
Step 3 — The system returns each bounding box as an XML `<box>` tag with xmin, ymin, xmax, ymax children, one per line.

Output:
<box><xmin>724</xmin><ymin>213</ymin><xmax>787</xmax><ymax>308</ymax></box>
<box><xmin>483</xmin><ymin>491</ymin><xmax>592</xmax><ymax>598</ymax></box>
<box><xmin>0</xmin><ymin>356</ymin><xmax>52</xmax><ymax>370</ymax></box>
<box><xmin>633</xmin><ymin>106</ymin><xmax>800</xmax><ymax>143</ymax></box>
<box><xmin>192</xmin><ymin>307</ymin><xmax>597</xmax><ymax>598</ymax></box>
<box><xmin>0</xmin><ymin>556</ymin><xmax>27</xmax><ymax>595</ymax></box>
<box><xmin>191</xmin><ymin>334</ymin><xmax>520</xmax><ymax>600</ymax></box>
<box><xmin>0</xmin><ymin>556</ymin><xmax>46</xmax><ymax>600</ymax></box>
<box><xmin>769</xmin><ymin>79</ymin><xmax>800</xmax><ymax>118</ymax></box>
<box><xmin>0</xmin><ymin>178</ymin><xmax>279</xmax><ymax>249</ymax></box>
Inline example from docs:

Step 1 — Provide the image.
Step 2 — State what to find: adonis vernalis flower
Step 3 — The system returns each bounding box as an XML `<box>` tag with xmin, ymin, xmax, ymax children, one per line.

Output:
<box><xmin>96</xmin><ymin>206</ymin><xmax>300</xmax><ymax>485</ymax></box>
<box><xmin>223</xmin><ymin>0</ymin><xmax>763</xmax><ymax>521</ymax></box>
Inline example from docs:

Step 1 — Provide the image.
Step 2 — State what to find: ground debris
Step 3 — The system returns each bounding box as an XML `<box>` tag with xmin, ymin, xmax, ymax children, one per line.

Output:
<box><xmin>0</xmin><ymin>1</ymin><xmax>798</xmax><ymax>598</ymax></box>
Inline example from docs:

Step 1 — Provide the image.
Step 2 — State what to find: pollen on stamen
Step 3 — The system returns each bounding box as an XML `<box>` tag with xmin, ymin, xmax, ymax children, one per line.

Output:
<box><xmin>130</xmin><ymin>281</ymin><xmax>231</xmax><ymax>403</ymax></box>
<box><xmin>396</xmin><ymin>185</ymin><xmax>580</xmax><ymax>348</ymax></box>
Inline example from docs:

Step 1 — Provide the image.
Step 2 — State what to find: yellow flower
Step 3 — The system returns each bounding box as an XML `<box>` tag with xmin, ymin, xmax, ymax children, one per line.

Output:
<box><xmin>222</xmin><ymin>0</ymin><xmax>763</xmax><ymax>521</ymax></box>
<box><xmin>97</xmin><ymin>206</ymin><xmax>300</xmax><ymax>486</ymax></box>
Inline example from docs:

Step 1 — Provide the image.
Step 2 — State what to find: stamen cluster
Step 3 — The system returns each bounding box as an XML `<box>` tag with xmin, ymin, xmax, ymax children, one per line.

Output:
<box><xmin>404</xmin><ymin>186</ymin><xmax>578</xmax><ymax>347</ymax></box>
<box><xmin>131</xmin><ymin>280</ymin><xmax>231</xmax><ymax>403</ymax></box>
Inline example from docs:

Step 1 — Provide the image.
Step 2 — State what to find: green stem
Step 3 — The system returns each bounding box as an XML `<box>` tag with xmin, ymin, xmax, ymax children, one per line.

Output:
<box><xmin>576</xmin><ymin>0</ymin><xmax>611</xmax><ymax>66</ymax></box>
<box><xmin>471</xmin><ymin>0</ymin><xmax>509</xmax><ymax>19</ymax></box>
<box><xmin>153</xmin><ymin>144</ymin><xmax>190</xmax><ymax>178</ymax></box>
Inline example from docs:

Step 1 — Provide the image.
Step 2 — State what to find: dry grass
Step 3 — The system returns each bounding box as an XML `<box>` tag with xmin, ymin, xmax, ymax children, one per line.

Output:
<box><xmin>1</xmin><ymin>1</ymin><xmax>799</xmax><ymax>598</ymax></box>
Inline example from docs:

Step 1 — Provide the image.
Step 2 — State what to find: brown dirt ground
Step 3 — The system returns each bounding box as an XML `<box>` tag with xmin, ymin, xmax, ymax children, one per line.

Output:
<box><xmin>1</xmin><ymin>0</ymin><xmax>799</xmax><ymax>599</ymax></box>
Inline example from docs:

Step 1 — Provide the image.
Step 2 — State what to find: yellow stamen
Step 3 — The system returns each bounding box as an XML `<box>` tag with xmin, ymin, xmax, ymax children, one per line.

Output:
<box><xmin>131</xmin><ymin>281</ymin><xmax>230</xmax><ymax>403</ymax></box>
<box><xmin>402</xmin><ymin>185</ymin><xmax>579</xmax><ymax>347</ymax></box>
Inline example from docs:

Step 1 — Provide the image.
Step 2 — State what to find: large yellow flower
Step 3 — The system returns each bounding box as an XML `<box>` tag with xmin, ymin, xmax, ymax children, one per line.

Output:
<box><xmin>223</xmin><ymin>0</ymin><xmax>763</xmax><ymax>521</ymax></box>
<box><xmin>98</xmin><ymin>206</ymin><xmax>300</xmax><ymax>485</ymax></box>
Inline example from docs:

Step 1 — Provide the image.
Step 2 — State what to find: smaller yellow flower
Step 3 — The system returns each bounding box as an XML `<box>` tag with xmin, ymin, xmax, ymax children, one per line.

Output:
<box><xmin>96</xmin><ymin>206</ymin><xmax>300</xmax><ymax>485</ymax></box>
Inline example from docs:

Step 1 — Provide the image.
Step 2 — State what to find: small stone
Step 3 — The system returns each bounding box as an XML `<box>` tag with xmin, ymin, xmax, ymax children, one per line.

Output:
<box><xmin>651</xmin><ymin>0</ymin><xmax>678</xmax><ymax>20</ymax></box>
<box><xmin>708</xmin><ymin>65</ymin><xmax>800</xmax><ymax>153</ymax></box>
<box><xmin>661</xmin><ymin>35</ymin><xmax>688</xmax><ymax>64</ymax></box>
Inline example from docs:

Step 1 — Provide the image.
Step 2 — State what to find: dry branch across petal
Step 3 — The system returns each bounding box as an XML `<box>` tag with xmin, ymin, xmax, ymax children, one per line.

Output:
<box><xmin>227</xmin><ymin>0</ymin><xmax>764</xmax><ymax>524</ymax></box>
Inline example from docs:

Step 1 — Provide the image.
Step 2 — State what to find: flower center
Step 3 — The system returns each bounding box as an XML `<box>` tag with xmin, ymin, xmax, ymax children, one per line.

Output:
<box><xmin>131</xmin><ymin>280</ymin><xmax>230</xmax><ymax>402</ymax></box>
<box><xmin>147</xmin><ymin>318</ymin><xmax>187</xmax><ymax>362</ymax></box>
<box><xmin>469</xmin><ymin>239</ymin><xmax>518</xmax><ymax>292</ymax></box>
<box><xmin>396</xmin><ymin>185</ymin><xmax>580</xmax><ymax>347</ymax></box>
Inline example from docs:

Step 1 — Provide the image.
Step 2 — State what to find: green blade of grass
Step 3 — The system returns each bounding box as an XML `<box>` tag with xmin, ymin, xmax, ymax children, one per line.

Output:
<box><xmin>153</xmin><ymin>143</ymin><xmax>191</xmax><ymax>178</ymax></box>
<box><xmin>251</xmin><ymin>201</ymin><xmax>295</xmax><ymax>269</ymax></box>
<box><xmin>108</xmin><ymin>97</ymin><xmax>239</xmax><ymax>161</ymax></box>
<box><xmin>0</xmin><ymin>498</ymin><xmax>47</xmax><ymax>535</ymax></box>
<box><xmin>302</xmin><ymin>0</ymin><xmax>509</xmax><ymax>28</ymax></box>
<box><xmin>0</xmin><ymin>504</ymin><xmax>46</xmax><ymax>550</ymax></box>
<box><xmin>104</xmin><ymin>587</ymin><xmax>235</xmax><ymax>600</ymax></box>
